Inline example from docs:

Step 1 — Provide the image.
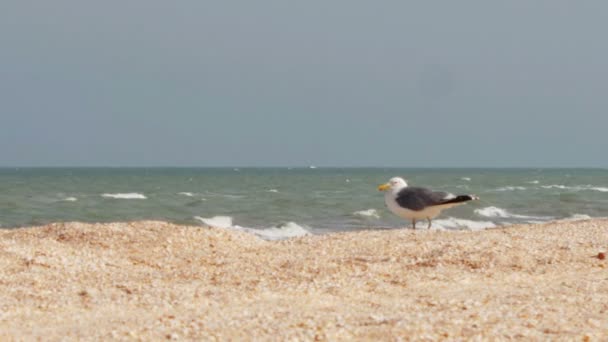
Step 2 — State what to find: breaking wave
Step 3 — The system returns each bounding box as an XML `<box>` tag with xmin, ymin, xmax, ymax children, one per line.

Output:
<box><xmin>205</xmin><ymin>192</ymin><xmax>245</xmax><ymax>200</ymax></box>
<box><xmin>564</xmin><ymin>214</ymin><xmax>592</xmax><ymax>221</ymax></box>
<box><xmin>194</xmin><ymin>216</ymin><xmax>311</xmax><ymax>240</ymax></box>
<box><xmin>194</xmin><ymin>215</ymin><xmax>234</xmax><ymax>228</ymax></box>
<box><xmin>490</xmin><ymin>184</ymin><xmax>608</xmax><ymax>193</ymax></box>
<box><xmin>353</xmin><ymin>209</ymin><xmax>380</xmax><ymax>219</ymax></box>
<box><xmin>101</xmin><ymin>193</ymin><xmax>147</xmax><ymax>199</ymax></box>
<box><xmin>474</xmin><ymin>206</ymin><xmax>552</xmax><ymax>220</ymax></box>
<box><xmin>243</xmin><ymin>222</ymin><xmax>311</xmax><ymax>240</ymax></box>
<box><xmin>433</xmin><ymin>218</ymin><xmax>496</xmax><ymax>231</ymax></box>
<box><xmin>495</xmin><ymin>186</ymin><xmax>527</xmax><ymax>191</ymax></box>
<box><xmin>541</xmin><ymin>185</ymin><xmax>608</xmax><ymax>192</ymax></box>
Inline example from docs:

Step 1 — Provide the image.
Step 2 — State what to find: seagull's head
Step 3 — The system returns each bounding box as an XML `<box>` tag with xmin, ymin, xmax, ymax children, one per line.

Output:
<box><xmin>378</xmin><ymin>177</ymin><xmax>408</xmax><ymax>192</ymax></box>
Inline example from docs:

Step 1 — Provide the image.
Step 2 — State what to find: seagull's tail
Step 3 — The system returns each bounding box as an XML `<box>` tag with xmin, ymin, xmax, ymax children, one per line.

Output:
<box><xmin>440</xmin><ymin>194</ymin><xmax>479</xmax><ymax>205</ymax></box>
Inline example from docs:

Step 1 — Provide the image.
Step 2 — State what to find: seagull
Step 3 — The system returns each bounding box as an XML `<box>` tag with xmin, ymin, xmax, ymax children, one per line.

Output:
<box><xmin>378</xmin><ymin>177</ymin><xmax>478</xmax><ymax>229</ymax></box>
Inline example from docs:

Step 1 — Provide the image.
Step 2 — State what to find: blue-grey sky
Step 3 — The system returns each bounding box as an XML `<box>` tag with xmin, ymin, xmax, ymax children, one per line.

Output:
<box><xmin>1</xmin><ymin>1</ymin><xmax>607</xmax><ymax>167</ymax></box>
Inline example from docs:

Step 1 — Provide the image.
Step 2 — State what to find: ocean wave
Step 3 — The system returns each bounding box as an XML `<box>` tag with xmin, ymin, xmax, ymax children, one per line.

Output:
<box><xmin>205</xmin><ymin>192</ymin><xmax>245</xmax><ymax>199</ymax></box>
<box><xmin>564</xmin><ymin>214</ymin><xmax>592</xmax><ymax>221</ymax></box>
<box><xmin>433</xmin><ymin>217</ymin><xmax>496</xmax><ymax>231</ymax></box>
<box><xmin>194</xmin><ymin>216</ymin><xmax>311</xmax><ymax>240</ymax></box>
<box><xmin>474</xmin><ymin>206</ymin><xmax>552</xmax><ymax>220</ymax></box>
<box><xmin>194</xmin><ymin>215</ymin><xmax>233</xmax><ymax>228</ymax></box>
<box><xmin>353</xmin><ymin>209</ymin><xmax>380</xmax><ymax>219</ymax></box>
<box><xmin>541</xmin><ymin>185</ymin><xmax>570</xmax><ymax>190</ymax></box>
<box><xmin>491</xmin><ymin>184</ymin><xmax>607</xmax><ymax>193</ymax></box>
<box><xmin>474</xmin><ymin>206</ymin><xmax>512</xmax><ymax>218</ymax></box>
<box><xmin>178</xmin><ymin>192</ymin><xmax>195</xmax><ymax>197</ymax></box>
<box><xmin>101</xmin><ymin>193</ymin><xmax>147</xmax><ymax>199</ymax></box>
<box><xmin>527</xmin><ymin>180</ymin><xmax>540</xmax><ymax>184</ymax></box>
<box><xmin>242</xmin><ymin>222</ymin><xmax>311</xmax><ymax>241</ymax></box>
<box><xmin>541</xmin><ymin>185</ymin><xmax>608</xmax><ymax>192</ymax></box>
<box><xmin>461</xmin><ymin>177</ymin><xmax>471</xmax><ymax>182</ymax></box>
<box><xmin>62</xmin><ymin>197</ymin><xmax>78</xmax><ymax>202</ymax></box>
<box><xmin>266</xmin><ymin>189</ymin><xmax>279</xmax><ymax>193</ymax></box>
<box><xmin>494</xmin><ymin>186</ymin><xmax>527</xmax><ymax>191</ymax></box>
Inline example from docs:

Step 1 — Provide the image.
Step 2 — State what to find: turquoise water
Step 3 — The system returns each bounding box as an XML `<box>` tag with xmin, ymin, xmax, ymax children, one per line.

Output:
<box><xmin>0</xmin><ymin>168</ymin><xmax>606</xmax><ymax>238</ymax></box>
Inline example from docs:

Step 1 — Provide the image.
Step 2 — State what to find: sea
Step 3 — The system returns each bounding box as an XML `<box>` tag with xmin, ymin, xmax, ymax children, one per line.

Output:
<box><xmin>0</xmin><ymin>168</ymin><xmax>606</xmax><ymax>239</ymax></box>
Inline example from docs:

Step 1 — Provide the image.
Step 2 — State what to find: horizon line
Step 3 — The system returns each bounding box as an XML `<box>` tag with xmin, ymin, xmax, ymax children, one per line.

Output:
<box><xmin>0</xmin><ymin>165</ymin><xmax>605</xmax><ymax>170</ymax></box>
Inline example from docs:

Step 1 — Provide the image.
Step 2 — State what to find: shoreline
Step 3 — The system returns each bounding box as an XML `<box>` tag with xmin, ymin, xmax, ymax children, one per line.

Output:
<box><xmin>2</xmin><ymin>215</ymin><xmax>604</xmax><ymax>235</ymax></box>
<box><xmin>1</xmin><ymin>219</ymin><xmax>607</xmax><ymax>339</ymax></box>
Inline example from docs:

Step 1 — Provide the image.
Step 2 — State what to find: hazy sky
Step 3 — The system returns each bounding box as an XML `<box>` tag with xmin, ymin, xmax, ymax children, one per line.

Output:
<box><xmin>1</xmin><ymin>1</ymin><xmax>607</xmax><ymax>167</ymax></box>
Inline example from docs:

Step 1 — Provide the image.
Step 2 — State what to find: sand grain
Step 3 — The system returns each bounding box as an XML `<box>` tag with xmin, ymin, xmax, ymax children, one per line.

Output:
<box><xmin>1</xmin><ymin>220</ymin><xmax>607</xmax><ymax>340</ymax></box>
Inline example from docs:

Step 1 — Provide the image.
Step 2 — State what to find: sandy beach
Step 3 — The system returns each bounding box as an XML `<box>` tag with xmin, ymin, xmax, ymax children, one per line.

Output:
<box><xmin>1</xmin><ymin>219</ymin><xmax>607</xmax><ymax>340</ymax></box>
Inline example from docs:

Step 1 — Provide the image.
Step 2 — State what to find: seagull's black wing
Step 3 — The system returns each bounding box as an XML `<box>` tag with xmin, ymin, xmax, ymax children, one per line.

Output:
<box><xmin>394</xmin><ymin>187</ymin><xmax>451</xmax><ymax>211</ymax></box>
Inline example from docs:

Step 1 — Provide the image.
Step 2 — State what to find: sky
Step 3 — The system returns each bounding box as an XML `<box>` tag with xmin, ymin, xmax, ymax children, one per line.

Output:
<box><xmin>1</xmin><ymin>1</ymin><xmax>607</xmax><ymax>167</ymax></box>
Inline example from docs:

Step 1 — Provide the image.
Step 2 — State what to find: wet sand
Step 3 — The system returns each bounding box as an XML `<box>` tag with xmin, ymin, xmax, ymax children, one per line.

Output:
<box><xmin>1</xmin><ymin>219</ymin><xmax>607</xmax><ymax>340</ymax></box>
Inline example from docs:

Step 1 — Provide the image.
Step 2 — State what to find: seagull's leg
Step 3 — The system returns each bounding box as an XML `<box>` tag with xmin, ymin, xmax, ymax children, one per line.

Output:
<box><xmin>412</xmin><ymin>219</ymin><xmax>416</xmax><ymax>229</ymax></box>
<box><xmin>427</xmin><ymin>217</ymin><xmax>432</xmax><ymax>229</ymax></box>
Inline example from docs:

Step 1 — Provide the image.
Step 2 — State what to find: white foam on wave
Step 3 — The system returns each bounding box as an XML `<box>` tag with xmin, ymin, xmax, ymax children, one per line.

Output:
<box><xmin>474</xmin><ymin>206</ymin><xmax>552</xmax><ymax>220</ymax></box>
<box><xmin>194</xmin><ymin>215</ymin><xmax>234</xmax><ymax>229</ymax></box>
<box><xmin>180</xmin><ymin>192</ymin><xmax>207</xmax><ymax>200</ymax></box>
<box><xmin>475</xmin><ymin>206</ymin><xmax>512</xmax><ymax>218</ymax></box>
<box><xmin>194</xmin><ymin>216</ymin><xmax>311</xmax><ymax>240</ymax></box>
<box><xmin>461</xmin><ymin>177</ymin><xmax>471</xmax><ymax>182</ymax></box>
<box><xmin>541</xmin><ymin>185</ymin><xmax>608</xmax><ymax>192</ymax></box>
<box><xmin>62</xmin><ymin>197</ymin><xmax>78</xmax><ymax>202</ymax></box>
<box><xmin>564</xmin><ymin>214</ymin><xmax>592</xmax><ymax>221</ymax></box>
<box><xmin>101</xmin><ymin>193</ymin><xmax>147</xmax><ymax>199</ymax></box>
<box><xmin>527</xmin><ymin>180</ymin><xmax>540</xmax><ymax>184</ymax></box>
<box><xmin>495</xmin><ymin>186</ymin><xmax>527</xmax><ymax>191</ymax></box>
<box><xmin>353</xmin><ymin>209</ymin><xmax>380</xmax><ymax>219</ymax></box>
<box><xmin>243</xmin><ymin>222</ymin><xmax>311</xmax><ymax>241</ymax></box>
<box><xmin>433</xmin><ymin>217</ymin><xmax>496</xmax><ymax>231</ymax></box>
<box><xmin>266</xmin><ymin>189</ymin><xmax>279</xmax><ymax>193</ymax></box>
<box><xmin>541</xmin><ymin>185</ymin><xmax>569</xmax><ymax>190</ymax></box>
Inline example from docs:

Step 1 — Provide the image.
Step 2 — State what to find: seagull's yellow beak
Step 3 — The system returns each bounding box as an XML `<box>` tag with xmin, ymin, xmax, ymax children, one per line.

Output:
<box><xmin>378</xmin><ymin>183</ymin><xmax>390</xmax><ymax>191</ymax></box>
